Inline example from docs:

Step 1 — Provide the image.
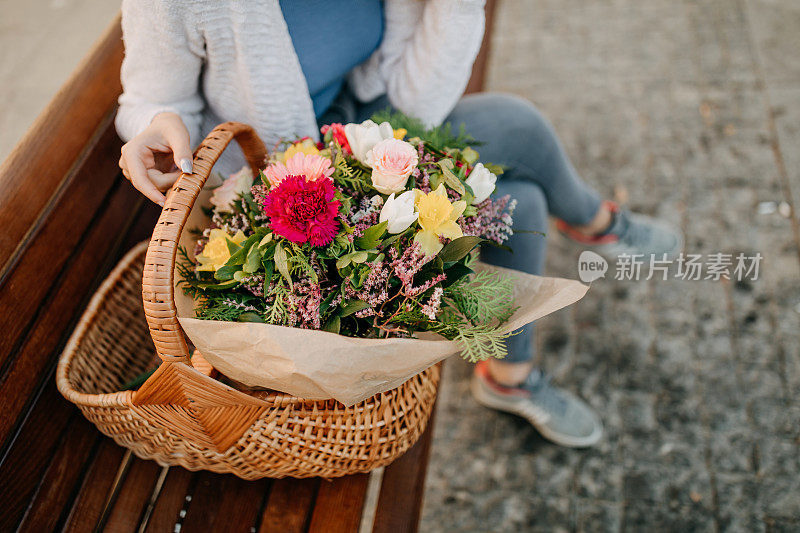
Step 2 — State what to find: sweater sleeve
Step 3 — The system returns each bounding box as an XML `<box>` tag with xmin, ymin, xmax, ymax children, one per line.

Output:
<box><xmin>115</xmin><ymin>0</ymin><xmax>205</xmax><ymax>145</ymax></box>
<box><xmin>348</xmin><ymin>0</ymin><xmax>486</xmax><ymax>127</ymax></box>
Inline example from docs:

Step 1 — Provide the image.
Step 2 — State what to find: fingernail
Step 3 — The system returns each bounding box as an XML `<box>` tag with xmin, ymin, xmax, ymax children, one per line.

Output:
<box><xmin>158</xmin><ymin>199</ymin><xmax>165</xmax><ymax>207</ymax></box>
<box><xmin>180</xmin><ymin>158</ymin><xmax>192</xmax><ymax>174</ymax></box>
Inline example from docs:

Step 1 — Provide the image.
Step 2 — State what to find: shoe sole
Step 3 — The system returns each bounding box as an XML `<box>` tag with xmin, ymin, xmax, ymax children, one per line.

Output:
<box><xmin>470</xmin><ymin>377</ymin><xmax>603</xmax><ymax>448</ymax></box>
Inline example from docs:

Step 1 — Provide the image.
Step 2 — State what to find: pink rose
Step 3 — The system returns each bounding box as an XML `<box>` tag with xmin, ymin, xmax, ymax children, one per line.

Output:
<box><xmin>365</xmin><ymin>138</ymin><xmax>419</xmax><ymax>195</ymax></box>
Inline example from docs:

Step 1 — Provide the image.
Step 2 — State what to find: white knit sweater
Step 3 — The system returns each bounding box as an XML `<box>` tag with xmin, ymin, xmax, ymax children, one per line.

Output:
<box><xmin>116</xmin><ymin>0</ymin><xmax>486</xmax><ymax>165</ymax></box>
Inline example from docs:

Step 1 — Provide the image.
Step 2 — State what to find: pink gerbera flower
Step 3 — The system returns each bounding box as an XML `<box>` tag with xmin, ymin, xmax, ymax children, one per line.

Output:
<box><xmin>262</xmin><ymin>174</ymin><xmax>341</xmax><ymax>246</ymax></box>
<box><xmin>263</xmin><ymin>153</ymin><xmax>334</xmax><ymax>188</ymax></box>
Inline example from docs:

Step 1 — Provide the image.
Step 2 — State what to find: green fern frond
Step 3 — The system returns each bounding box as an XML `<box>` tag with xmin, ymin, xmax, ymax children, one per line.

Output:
<box><xmin>446</xmin><ymin>270</ymin><xmax>516</xmax><ymax>325</ymax></box>
<box><xmin>430</xmin><ymin>320</ymin><xmax>511</xmax><ymax>362</ymax></box>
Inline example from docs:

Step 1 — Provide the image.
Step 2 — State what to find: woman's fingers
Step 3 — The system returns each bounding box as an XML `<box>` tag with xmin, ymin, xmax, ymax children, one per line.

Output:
<box><xmin>119</xmin><ymin>113</ymin><xmax>192</xmax><ymax>206</ymax></box>
<box><xmin>162</xmin><ymin>120</ymin><xmax>193</xmax><ymax>174</ymax></box>
<box><xmin>148</xmin><ymin>168</ymin><xmax>180</xmax><ymax>192</ymax></box>
<box><xmin>123</xmin><ymin>146</ymin><xmax>166</xmax><ymax>206</ymax></box>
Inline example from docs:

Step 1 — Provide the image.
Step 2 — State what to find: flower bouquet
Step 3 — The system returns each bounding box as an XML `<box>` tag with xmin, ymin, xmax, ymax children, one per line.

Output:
<box><xmin>174</xmin><ymin>114</ymin><xmax>587</xmax><ymax>405</ymax></box>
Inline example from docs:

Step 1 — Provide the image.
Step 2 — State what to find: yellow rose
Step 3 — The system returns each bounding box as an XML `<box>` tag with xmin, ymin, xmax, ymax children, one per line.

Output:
<box><xmin>393</xmin><ymin>128</ymin><xmax>407</xmax><ymax>140</ymax></box>
<box><xmin>413</xmin><ymin>184</ymin><xmax>465</xmax><ymax>256</ymax></box>
<box><xmin>197</xmin><ymin>229</ymin><xmax>246</xmax><ymax>272</ymax></box>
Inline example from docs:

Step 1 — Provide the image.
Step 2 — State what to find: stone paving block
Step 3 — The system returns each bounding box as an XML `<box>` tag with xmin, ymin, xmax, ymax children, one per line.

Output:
<box><xmin>714</xmin><ymin>472</ymin><xmax>768</xmax><ymax>532</ymax></box>
<box><xmin>757</xmin><ymin>475</ymin><xmax>800</xmax><ymax>520</ymax></box>
<box><xmin>622</xmin><ymin>501</ymin><xmax>716</xmax><ymax>532</ymax></box>
<box><xmin>755</xmin><ymin>437</ymin><xmax>800</xmax><ymax>478</ymax></box>
<box><xmin>575</xmin><ymin>454</ymin><xmax>624</xmax><ymax>502</ymax></box>
<box><xmin>574</xmin><ymin>500</ymin><xmax>622</xmax><ymax>533</ymax></box>
<box><xmin>763</xmin><ymin>517</ymin><xmax>800</xmax><ymax>533</ymax></box>
<box><xmin>708</xmin><ymin>429</ymin><xmax>758</xmax><ymax>474</ymax></box>
<box><xmin>744</xmin><ymin>0</ymin><xmax>800</xmax><ymax>83</ymax></box>
<box><xmin>747</xmin><ymin>396</ymin><xmax>799</xmax><ymax>438</ymax></box>
<box><xmin>684</xmin><ymin>0</ymin><xmax>759</xmax><ymax>85</ymax></box>
<box><xmin>770</xmin><ymin>86</ymin><xmax>800</xmax><ymax>177</ymax></box>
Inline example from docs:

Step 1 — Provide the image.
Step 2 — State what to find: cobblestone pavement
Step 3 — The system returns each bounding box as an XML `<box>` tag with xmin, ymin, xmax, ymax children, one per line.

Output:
<box><xmin>421</xmin><ymin>0</ymin><xmax>800</xmax><ymax>531</ymax></box>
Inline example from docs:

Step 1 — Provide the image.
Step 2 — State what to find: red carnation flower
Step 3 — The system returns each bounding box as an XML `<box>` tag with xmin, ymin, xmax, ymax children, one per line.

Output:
<box><xmin>320</xmin><ymin>123</ymin><xmax>352</xmax><ymax>154</ymax></box>
<box><xmin>262</xmin><ymin>175</ymin><xmax>341</xmax><ymax>247</ymax></box>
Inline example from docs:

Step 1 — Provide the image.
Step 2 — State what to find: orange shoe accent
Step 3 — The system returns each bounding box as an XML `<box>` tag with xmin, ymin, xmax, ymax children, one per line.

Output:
<box><xmin>475</xmin><ymin>361</ymin><xmax>532</xmax><ymax>398</ymax></box>
<box><xmin>556</xmin><ymin>200</ymin><xmax>620</xmax><ymax>245</ymax></box>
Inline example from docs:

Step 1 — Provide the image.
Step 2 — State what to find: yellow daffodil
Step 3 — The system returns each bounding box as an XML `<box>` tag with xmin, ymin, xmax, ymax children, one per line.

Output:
<box><xmin>197</xmin><ymin>229</ymin><xmax>246</xmax><ymax>272</ymax></box>
<box><xmin>393</xmin><ymin>128</ymin><xmax>407</xmax><ymax>140</ymax></box>
<box><xmin>282</xmin><ymin>138</ymin><xmax>319</xmax><ymax>161</ymax></box>
<box><xmin>413</xmin><ymin>184</ymin><xmax>466</xmax><ymax>255</ymax></box>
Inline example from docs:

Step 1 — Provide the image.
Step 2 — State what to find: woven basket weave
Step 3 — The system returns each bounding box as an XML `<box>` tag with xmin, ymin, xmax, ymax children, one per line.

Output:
<box><xmin>56</xmin><ymin>122</ymin><xmax>440</xmax><ymax>479</ymax></box>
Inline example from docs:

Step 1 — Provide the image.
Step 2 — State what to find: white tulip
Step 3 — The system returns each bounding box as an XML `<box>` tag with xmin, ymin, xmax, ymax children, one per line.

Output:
<box><xmin>379</xmin><ymin>191</ymin><xmax>419</xmax><ymax>234</ymax></box>
<box><xmin>465</xmin><ymin>163</ymin><xmax>497</xmax><ymax>204</ymax></box>
<box><xmin>344</xmin><ymin>120</ymin><xmax>395</xmax><ymax>164</ymax></box>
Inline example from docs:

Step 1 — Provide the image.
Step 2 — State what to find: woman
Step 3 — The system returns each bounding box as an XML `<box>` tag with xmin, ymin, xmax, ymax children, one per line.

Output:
<box><xmin>117</xmin><ymin>0</ymin><xmax>681</xmax><ymax>448</ymax></box>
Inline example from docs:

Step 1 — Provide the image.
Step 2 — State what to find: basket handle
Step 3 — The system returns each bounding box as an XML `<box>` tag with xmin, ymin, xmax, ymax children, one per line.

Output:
<box><xmin>142</xmin><ymin>122</ymin><xmax>267</xmax><ymax>364</ymax></box>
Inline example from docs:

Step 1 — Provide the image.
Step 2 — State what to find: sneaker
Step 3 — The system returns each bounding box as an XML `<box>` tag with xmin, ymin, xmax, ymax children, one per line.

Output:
<box><xmin>471</xmin><ymin>362</ymin><xmax>603</xmax><ymax>448</ymax></box>
<box><xmin>556</xmin><ymin>201</ymin><xmax>684</xmax><ymax>259</ymax></box>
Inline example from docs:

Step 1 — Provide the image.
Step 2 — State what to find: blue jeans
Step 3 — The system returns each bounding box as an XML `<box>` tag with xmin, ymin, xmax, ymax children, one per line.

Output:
<box><xmin>319</xmin><ymin>91</ymin><xmax>603</xmax><ymax>363</ymax></box>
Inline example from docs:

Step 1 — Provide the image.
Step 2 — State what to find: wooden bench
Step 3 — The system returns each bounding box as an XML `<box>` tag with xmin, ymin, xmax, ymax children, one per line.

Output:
<box><xmin>0</xmin><ymin>4</ymin><xmax>496</xmax><ymax>531</ymax></box>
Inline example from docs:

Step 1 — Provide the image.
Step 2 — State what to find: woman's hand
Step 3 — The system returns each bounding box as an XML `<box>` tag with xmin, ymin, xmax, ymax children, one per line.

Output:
<box><xmin>119</xmin><ymin>112</ymin><xmax>193</xmax><ymax>206</ymax></box>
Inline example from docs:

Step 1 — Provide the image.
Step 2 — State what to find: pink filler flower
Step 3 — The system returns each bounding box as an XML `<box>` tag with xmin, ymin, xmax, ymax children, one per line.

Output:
<box><xmin>263</xmin><ymin>153</ymin><xmax>334</xmax><ymax>188</ymax></box>
<box><xmin>262</xmin><ymin>175</ymin><xmax>341</xmax><ymax>246</ymax></box>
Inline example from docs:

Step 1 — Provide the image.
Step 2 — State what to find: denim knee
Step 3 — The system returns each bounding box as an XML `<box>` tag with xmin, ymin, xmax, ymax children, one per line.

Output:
<box><xmin>448</xmin><ymin>92</ymin><xmax>560</xmax><ymax>167</ymax></box>
<box><xmin>481</xmin><ymin>181</ymin><xmax>548</xmax><ymax>275</ymax></box>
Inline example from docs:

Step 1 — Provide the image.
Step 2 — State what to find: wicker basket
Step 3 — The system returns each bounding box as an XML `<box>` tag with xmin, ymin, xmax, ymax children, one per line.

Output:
<box><xmin>56</xmin><ymin>122</ymin><xmax>440</xmax><ymax>479</ymax></box>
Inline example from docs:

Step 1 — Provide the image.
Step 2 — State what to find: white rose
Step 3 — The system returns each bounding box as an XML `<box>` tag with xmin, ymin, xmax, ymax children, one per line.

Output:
<box><xmin>379</xmin><ymin>191</ymin><xmax>419</xmax><ymax>234</ymax></box>
<box><xmin>344</xmin><ymin>120</ymin><xmax>395</xmax><ymax>164</ymax></box>
<box><xmin>465</xmin><ymin>163</ymin><xmax>497</xmax><ymax>204</ymax></box>
<box><xmin>209</xmin><ymin>166</ymin><xmax>254</xmax><ymax>212</ymax></box>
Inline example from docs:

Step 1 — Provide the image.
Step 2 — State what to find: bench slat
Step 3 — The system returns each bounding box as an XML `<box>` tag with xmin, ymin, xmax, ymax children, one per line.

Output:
<box><xmin>258</xmin><ymin>477</ymin><xmax>320</xmax><ymax>533</ymax></box>
<box><xmin>0</xmin><ymin>176</ymin><xmax>142</xmax><ymax>445</ymax></box>
<box><xmin>0</xmin><ymin>382</ymin><xmax>84</xmax><ymax>530</ymax></box>
<box><xmin>103</xmin><ymin>457</ymin><xmax>163</xmax><ymax>531</ymax></box>
<box><xmin>371</xmin><ymin>390</ymin><xmax>438</xmax><ymax>533</ymax></box>
<box><xmin>62</xmin><ymin>439</ymin><xmax>129</xmax><ymax>533</ymax></box>
<box><xmin>0</xmin><ymin>184</ymin><xmax>146</xmax><ymax>531</ymax></box>
<box><xmin>0</xmin><ymin>117</ymin><xmax>124</xmax><ymax>374</ymax></box>
<box><xmin>142</xmin><ymin>468</ymin><xmax>195</xmax><ymax>533</ymax></box>
<box><xmin>12</xmin><ymin>414</ymin><xmax>101</xmax><ymax>533</ymax></box>
<box><xmin>179</xmin><ymin>472</ymin><xmax>270</xmax><ymax>532</ymax></box>
<box><xmin>0</xmin><ymin>391</ymin><xmax>91</xmax><ymax>531</ymax></box>
<box><xmin>307</xmin><ymin>474</ymin><xmax>370</xmax><ymax>533</ymax></box>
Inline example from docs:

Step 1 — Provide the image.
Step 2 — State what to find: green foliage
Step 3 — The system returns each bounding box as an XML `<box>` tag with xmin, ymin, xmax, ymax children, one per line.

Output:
<box><xmin>438</xmin><ymin>236</ymin><xmax>486</xmax><ymax>263</ymax></box>
<box><xmin>446</xmin><ymin>270</ymin><xmax>517</xmax><ymax>326</ymax></box>
<box><xmin>430</xmin><ymin>320</ymin><xmax>511</xmax><ymax>362</ymax></box>
<box><xmin>265</xmin><ymin>282</ymin><xmax>291</xmax><ymax>325</ymax></box>
<box><xmin>332</xmin><ymin>150</ymin><xmax>370</xmax><ymax>193</ymax></box>
<box><xmin>195</xmin><ymin>293</ymin><xmax>264</xmax><ymax>322</ymax></box>
<box><xmin>353</xmin><ymin>221</ymin><xmax>387</xmax><ymax>250</ymax></box>
<box><xmin>438</xmin><ymin>159</ymin><xmax>465</xmax><ymax>194</ymax></box>
<box><xmin>370</xmin><ymin>109</ymin><xmax>478</xmax><ymax>150</ymax></box>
